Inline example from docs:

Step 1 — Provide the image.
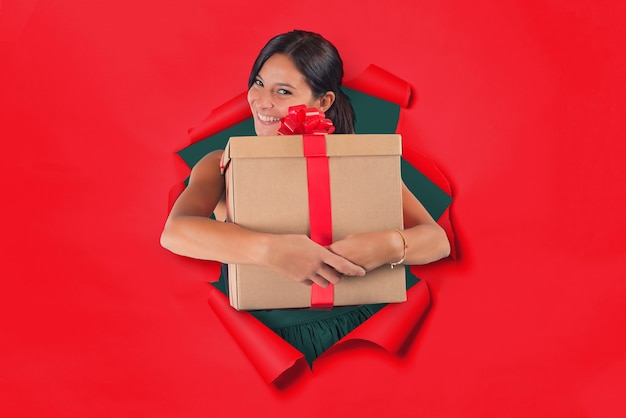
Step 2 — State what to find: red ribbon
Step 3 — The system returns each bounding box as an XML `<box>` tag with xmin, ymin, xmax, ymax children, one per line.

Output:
<box><xmin>277</xmin><ymin>104</ymin><xmax>335</xmax><ymax>135</ymax></box>
<box><xmin>279</xmin><ymin>105</ymin><xmax>335</xmax><ymax>308</ymax></box>
<box><xmin>303</xmin><ymin>134</ymin><xmax>334</xmax><ymax>308</ymax></box>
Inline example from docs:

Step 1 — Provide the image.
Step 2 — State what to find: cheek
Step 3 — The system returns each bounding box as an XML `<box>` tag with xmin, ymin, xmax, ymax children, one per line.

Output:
<box><xmin>246</xmin><ymin>88</ymin><xmax>255</xmax><ymax>106</ymax></box>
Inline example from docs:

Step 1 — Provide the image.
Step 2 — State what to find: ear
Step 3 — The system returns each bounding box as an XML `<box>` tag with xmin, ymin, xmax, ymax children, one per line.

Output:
<box><xmin>317</xmin><ymin>91</ymin><xmax>336</xmax><ymax>112</ymax></box>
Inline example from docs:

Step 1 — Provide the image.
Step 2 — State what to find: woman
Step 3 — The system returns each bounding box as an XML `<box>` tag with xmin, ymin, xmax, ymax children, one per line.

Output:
<box><xmin>161</xmin><ymin>30</ymin><xmax>450</xmax><ymax>363</ymax></box>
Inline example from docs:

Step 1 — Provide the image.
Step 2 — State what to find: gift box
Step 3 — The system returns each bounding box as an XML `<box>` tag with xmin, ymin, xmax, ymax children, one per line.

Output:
<box><xmin>221</xmin><ymin>133</ymin><xmax>406</xmax><ymax>310</ymax></box>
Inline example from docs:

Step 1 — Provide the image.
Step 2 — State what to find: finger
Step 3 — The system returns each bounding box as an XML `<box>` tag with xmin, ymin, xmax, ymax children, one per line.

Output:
<box><xmin>324</xmin><ymin>252</ymin><xmax>366</xmax><ymax>276</ymax></box>
<box><xmin>309</xmin><ymin>274</ymin><xmax>331</xmax><ymax>288</ymax></box>
<box><xmin>317</xmin><ymin>264</ymin><xmax>343</xmax><ymax>285</ymax></box>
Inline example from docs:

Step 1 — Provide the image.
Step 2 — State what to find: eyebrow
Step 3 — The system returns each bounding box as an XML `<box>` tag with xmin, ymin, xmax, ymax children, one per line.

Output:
<box><xmin>276</xmin><ymin>82</ymin><xmax>298</xmax><ymax>90</ymax></box>
<box><xmin>256</xmin><ymin>75</ymin><xmax>298</xmax><ymax>90</ymax></box>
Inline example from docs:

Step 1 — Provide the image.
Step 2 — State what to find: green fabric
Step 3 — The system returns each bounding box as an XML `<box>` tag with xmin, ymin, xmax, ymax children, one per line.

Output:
<box><xmin>348</xmin><ymin>87</ymin><xmax>400</xmax><ymax>134</ymax></box>
<box><xmin>271</xmin><ymin>306</ymin><xmax>373</xmax><ymax>365</ymax></box>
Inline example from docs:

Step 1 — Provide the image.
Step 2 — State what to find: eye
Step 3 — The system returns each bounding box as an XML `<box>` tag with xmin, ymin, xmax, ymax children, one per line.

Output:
<box><xmin>254</xmin><ymin>78</ymin><xmax>263</xmax><ymax>87</ymax></box>
<box><xmin>277</xmin><ymin>88</ymin><xmax>292</xmax><ymax>95</ymax></box>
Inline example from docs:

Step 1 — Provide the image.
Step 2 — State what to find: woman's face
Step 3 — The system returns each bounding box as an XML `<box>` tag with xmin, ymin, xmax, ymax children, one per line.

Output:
<box><xmin>248</xmin><ymin>53</ymin><xmax>323</xmax><ymax>136</ymax></box>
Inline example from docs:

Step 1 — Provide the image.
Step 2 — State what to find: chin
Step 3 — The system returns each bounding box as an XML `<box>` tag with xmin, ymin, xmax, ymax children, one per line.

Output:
<box><xmin>255</xmin><ymin>124</ymin><xmax>279</xmax><ymax>136</ymax></box>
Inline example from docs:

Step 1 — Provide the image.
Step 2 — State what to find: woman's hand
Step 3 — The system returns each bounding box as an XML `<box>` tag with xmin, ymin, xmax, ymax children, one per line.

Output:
<box><xmin>259</xmin><ymin>234</ymin><xmax>366</xmax><ymax>288</ymax></box>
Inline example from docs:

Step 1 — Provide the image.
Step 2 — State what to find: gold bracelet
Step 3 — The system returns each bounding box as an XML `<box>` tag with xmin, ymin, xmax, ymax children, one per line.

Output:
<box><xmin>390</xmin><ymin>229</ymin><xmax>407</xmax><ymax>269</ymax></box>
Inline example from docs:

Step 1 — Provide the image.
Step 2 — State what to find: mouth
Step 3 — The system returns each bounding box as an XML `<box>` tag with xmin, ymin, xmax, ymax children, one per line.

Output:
<box><xmin>257</xmin><ymin>113</ymin><xmax>281</xmax><ymax>123</ymax></box>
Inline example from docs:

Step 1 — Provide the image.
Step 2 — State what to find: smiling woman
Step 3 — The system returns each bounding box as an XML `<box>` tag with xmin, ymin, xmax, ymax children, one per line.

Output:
<box><xmin>160</xmin><ymin>29</ymin><xmax>450</xmax><ymax>364</ymax></box>
<box><xmin>246</xmin><ymin>30</ymin><xmax>354</xmax><ymax>136</ymax></box>
<box><xmin>248</xmin><ymin>54</ymin><xmax>336</xmax><ymax>136</ymax></box>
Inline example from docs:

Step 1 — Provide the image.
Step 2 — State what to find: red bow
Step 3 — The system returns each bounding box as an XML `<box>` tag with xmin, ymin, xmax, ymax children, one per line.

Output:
<box><xmin>278</xmin><ymin>105</ymin><xmax>336</xmax><ymax>135</ymax></box>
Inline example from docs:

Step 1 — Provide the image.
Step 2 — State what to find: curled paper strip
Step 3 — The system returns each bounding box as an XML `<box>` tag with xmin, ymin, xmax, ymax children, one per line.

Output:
<box><xmin>344</xmin><ymin>64</ymin><xmax>412</xmax><ymax>108</ymax></box>
<box><xmin>188</xmin><ymin>91</ymin><xmax>251</xmax><ymax>143</ymax></box>
<box><xmin>207</xmin><ymin>280</ymin><xmax>430</xmax><ymax>384</ymax></box>
<box><xmin>207</xmin><ymin>286</ymin><xmax>305</xmax><ymax>384</ymax></box>
<box><xmin>335</xmin><ymin>279</ymin><xmax>431</xmax><ymax>353</ymax></box>
<box><xmin>278</xmin><ymin>105</ymin><xmax>335</xmax><ymax>135</ymax></box>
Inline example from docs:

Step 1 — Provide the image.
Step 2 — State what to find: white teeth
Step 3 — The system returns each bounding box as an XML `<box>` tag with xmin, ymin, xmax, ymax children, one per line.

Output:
<box><xmin>258</xmin><ymin>113</ymin><xmax>280</xmax><ymax>122</ymax></box>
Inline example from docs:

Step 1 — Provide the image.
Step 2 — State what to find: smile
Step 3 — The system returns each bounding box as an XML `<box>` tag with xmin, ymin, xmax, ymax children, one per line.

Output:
<box><xmin>257</xmin><ymin>113</ymin><xmax>281</xmax><ymax>123</ymax></box>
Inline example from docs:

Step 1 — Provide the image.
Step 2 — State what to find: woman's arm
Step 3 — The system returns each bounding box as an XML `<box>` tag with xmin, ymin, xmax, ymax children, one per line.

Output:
<box><xmin>160</xmin><ymin>150</ymin><xmax>366</xmax><ymax>287</ymax></box>
<box><xmin>327</xmin><ymin>182</ymin><xmax>451</xmax><ymax>271</ymax></box>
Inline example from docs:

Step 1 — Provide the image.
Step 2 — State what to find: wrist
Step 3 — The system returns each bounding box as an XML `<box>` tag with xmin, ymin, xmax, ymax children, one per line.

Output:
<box><xmin>389</xmin><ymin>229</ymin><xmax>407</xmax><ymax>268</ymax></box>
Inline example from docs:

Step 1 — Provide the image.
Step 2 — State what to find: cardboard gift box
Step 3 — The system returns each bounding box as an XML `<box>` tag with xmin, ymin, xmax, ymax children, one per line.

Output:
<box><xmin>221</xmin><ymin>134</ymin><xmax>406</xmax><ymax>310</ymax></box>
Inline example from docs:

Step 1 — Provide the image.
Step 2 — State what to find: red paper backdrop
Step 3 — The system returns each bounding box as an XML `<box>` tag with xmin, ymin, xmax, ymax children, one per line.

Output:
<box><xmin>1</xmin><ymin>1</ymin><xmax>625</xmax><ymax>417</ymax></box>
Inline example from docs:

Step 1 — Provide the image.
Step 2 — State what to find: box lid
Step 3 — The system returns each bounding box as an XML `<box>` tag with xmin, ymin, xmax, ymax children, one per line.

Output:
<box><xmin>225</xmin><ymin>134</ymin><xmax>401</xmax><ymax>159</ymax></box>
